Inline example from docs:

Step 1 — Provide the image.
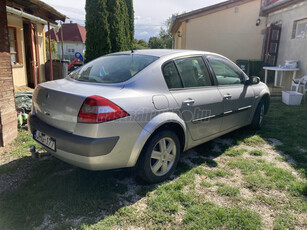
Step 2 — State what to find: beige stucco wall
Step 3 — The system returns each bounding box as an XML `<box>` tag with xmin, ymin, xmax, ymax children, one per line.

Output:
<box><xmin>36</xmin><ymin>23</ymin><xmax>46</xmax><ymax>83</ymax></box>
<box><xmin>7</xmin><ymin>14</ymin><xmax>46</xmax><ymax>87</ymax></box>
<box><xmin>7</xmin><ymin>14</ymin><xmax>27</xmax><ymax>86</ymax></box>
<box><xmin>266</xmin><ymin>1</ymin><xmax>307</xmax><ymax>89</ymax></box>
<box><xmin>174</xmin><ymin>0</ymin><xmax>266</xmax><ymax>62</ymax></box>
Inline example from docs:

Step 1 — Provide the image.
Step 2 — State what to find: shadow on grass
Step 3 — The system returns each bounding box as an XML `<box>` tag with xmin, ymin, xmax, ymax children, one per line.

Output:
<box><xmin>0</xmin><ymin>155</ymin><xmax>144</xmax><ymax>229</ymax></box>
<box><xmin>0</xmin><ymin>102</ymin><xmax>306</xmax><ymax>229</ymax></box>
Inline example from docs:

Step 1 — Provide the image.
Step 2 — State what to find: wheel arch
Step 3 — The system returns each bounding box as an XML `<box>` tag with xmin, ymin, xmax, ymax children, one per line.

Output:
<box><xmin>258</xmin><ymin>92</ymin><xmax>270</xmax><ymax>114</ymax></box>
<box><xmin>126</xmin><ymin>112</ymin><xmax>187</xmax><ymax>167</ymax></box>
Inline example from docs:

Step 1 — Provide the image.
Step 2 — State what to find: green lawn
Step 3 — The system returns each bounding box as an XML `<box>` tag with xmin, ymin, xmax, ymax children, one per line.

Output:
<box><xmin>0</xmin><ymin>102</ymin><xmax>306</xmax><ymax>230</ymax></box>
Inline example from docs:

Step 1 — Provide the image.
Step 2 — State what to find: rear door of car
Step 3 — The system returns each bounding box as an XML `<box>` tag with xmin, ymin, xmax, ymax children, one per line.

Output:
<box><xmin>162</xmin><ymin>56</ymin><xmax>224</xmax><ymax>141</ymax></box>
<box><xmin>206</xmin><ymin>55</ymin><xmax>255</xmax><ymax>131</ymax></box>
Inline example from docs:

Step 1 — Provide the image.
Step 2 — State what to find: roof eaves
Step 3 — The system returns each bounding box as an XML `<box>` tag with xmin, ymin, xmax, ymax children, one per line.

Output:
<box><xmin>170</xmin><ymin>0</ymin><xmax>255</xmax><ymax>34</ymax></box>
<box><xmin>260</xmin><ymin>0</ymin><xmax>306</xmax><ymax>16</ymax></box>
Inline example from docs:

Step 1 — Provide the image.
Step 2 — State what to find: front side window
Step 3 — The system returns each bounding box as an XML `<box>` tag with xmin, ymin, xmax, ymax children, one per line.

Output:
<box><xmin>175</xmin><ymin>57</ymin><xmax>212</xmax><ymax>88</ymax></box>
<box><xmin>8</xmin><ymin>27</ymin><xmax>18</xmax><ymax>64</ymax></box>
<box><xmin>162</xmin><ymin>61</ymin><xmax>183</xmax><ymax>89</ymax></box>
<box><xmin>69</xmin><ymin>54</ymin><xmax>158</xmax><ymax>83</ymax></box>
<box><xmin>208</xmin><ymin>56</ymin><xmax>244</xmax><ymax>85</ymax></box>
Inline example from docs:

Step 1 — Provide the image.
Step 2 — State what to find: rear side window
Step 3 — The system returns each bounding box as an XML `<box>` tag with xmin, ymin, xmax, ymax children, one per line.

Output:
<box><xmin>208</xmin><ymin>56</ymin><xmax>244</xmax><ymax>85</ymax></box>
<box><xmin>175</xmin><ymin>57</ymin><xmax>212</xmax><ymax>88</ymax></box>
<box><xmin>69</xmin><ymin>54</ymin><xmax>158</xmax><ymax>83</ymax></box>
<box><xmin>162</xmin><ymin>62</ymin><xmax>183</xmax><ymax>89</ymax></box>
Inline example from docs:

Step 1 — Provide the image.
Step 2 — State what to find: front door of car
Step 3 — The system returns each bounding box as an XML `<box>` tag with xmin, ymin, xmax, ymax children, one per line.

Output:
<box><xmin>162</xmin><ymin>56</ymin><xmax>224</xmax><ymax>141</ymax></box>
<box><xmin>206</xmin><ymin>55</ymin><xmax>255</xmax><ymax>131</ymax></box>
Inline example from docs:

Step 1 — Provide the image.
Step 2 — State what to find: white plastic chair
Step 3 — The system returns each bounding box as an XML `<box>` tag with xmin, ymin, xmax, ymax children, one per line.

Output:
<box><xmin>291</xmin><ymin>76</ymin><xmax>307</xmax><ymax>96</ymax></box>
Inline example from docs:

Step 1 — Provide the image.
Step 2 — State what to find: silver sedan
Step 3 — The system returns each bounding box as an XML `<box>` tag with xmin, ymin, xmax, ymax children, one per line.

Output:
<box><xmin>29</xmin><ymin>49</ymin><xmax>270</xmax><ymax>183</ymax></box>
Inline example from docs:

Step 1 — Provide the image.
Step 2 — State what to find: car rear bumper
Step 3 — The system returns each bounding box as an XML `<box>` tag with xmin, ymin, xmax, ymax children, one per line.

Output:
<box><xmin>29</xmin><ymin>115</ymin><xmax>119</xmax><ymax>157</ymax></box>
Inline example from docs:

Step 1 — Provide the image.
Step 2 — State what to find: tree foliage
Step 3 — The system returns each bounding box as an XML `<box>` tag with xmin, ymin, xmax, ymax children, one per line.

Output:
<box><xmin>85</xmin><ymin>0</ymin><xmax>111</xmax><ymax>62</ymax></box>
<box><xmin>45</xmin><ymin>37</ymin><xmax>58</xmax><ymax>59</ymax></box>
<box><xmin>124</xmin><ymin>0</ymin><xmax>134</xmax><ymax>49</ymax></box>
<box><xmin>133</xmin><ymin>39</ymin><xmax>148</xmax><ymax>49</ymax></box>
<box><xmin>148</xmin><ymin>16</ymin><xmax>173</xmax><ymax>49</ymax></box>
<box><xmin>85</xmin><ymin>0</ymin><xmax>134</xmax><ymax>62</ymax></box>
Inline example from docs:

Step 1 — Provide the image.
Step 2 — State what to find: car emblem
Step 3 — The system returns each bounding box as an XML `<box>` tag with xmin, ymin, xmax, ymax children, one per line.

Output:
<box><xmin>46</xmin><ymin>93</ymin><xmax>50</xmax><ymax>99</ymax></box>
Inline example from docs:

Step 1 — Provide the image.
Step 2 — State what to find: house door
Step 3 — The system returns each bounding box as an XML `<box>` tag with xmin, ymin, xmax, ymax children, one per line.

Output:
<box><xmin>23</xmin><ymin>22</ymin><xmax>40</xmax><ymax>88</ymax></box>
<box><xmin>264</xmin><ymin>24</ymin><xmax>282</xmax><ymax>66</ymax></box>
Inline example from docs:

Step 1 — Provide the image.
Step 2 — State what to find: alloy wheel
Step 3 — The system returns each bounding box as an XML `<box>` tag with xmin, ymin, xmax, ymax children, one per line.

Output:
<box><xmin>150</xmin><ymin>137</ymin><xmax>176</xmax><ymax>176</ymax></box>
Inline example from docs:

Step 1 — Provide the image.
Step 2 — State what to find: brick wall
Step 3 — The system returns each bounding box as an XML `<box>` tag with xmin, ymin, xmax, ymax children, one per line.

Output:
<box><xmin>0</xmin><ymin>0</ymin><xmax>18</xmax><ymax>146</ymax></box>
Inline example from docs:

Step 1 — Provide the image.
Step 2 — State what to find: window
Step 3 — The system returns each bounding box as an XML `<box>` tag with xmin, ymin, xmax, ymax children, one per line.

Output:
<box><xmin>175</xmin><ymin>57</ymin><xmax>212</xmax><ymax>88</ymax></box>
<box><xmin>162</xmin><ymin>62</ymin><xmax>183</xmax><ymax>89</ymax></box>
<box><xmin>292</xmin><ymin>18</ymin><xmax>307</xmax><ymax>39</ymax></box>
<box><xmin>70</xmin><ymin>54</ymin><xmax>158</xmax><ymax>83</ymax></box>
<box><xmin>8</xmin><ymin>27</ymin><xmax>18</xmax><ymax>64</ymax></box>
<box><xmin>208</xmin><ymin>56</ymin><xmax>244</xmax><ymax>85</ymax></box>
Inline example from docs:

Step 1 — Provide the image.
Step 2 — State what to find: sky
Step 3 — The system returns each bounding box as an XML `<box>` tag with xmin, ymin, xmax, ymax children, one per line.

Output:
<box><xmin>42</xmin><ymin>0</ymin><xmax>226</xmax><ymax>41</ymax></box>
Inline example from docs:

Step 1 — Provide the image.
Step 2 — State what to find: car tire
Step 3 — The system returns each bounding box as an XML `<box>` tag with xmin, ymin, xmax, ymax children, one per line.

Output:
<box><xmin>251</xmin><ymin>100</ymin><xmax>266</xmax><ymax>130</ymax></box>
<box><xmin>137</xmin><ymin>129</ymin><xmax>181</xmax><ymax>183</ymax></box>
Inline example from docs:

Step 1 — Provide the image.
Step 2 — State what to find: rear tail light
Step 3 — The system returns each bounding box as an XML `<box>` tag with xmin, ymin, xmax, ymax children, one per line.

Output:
<box><xmin>78</xmin><ymin>96</ymin><xmax>129</xmax><ymax>123</ymax></box>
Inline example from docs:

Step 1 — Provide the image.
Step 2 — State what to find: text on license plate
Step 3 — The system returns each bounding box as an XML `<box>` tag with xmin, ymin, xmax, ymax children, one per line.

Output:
<box><xmin>34</xmin><ymin>130</ymin><xmax>56</xmax><ymax>151</ymax></box>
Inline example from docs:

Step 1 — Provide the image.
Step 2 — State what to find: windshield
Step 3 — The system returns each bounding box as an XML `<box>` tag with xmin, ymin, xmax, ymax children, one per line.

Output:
<box><xmin>69</xmin><ymin>54</ymin><xmax>159</xmax><ymax>83</ymax></box>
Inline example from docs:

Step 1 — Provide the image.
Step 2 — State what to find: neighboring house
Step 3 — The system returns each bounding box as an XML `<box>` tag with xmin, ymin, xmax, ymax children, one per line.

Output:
<box><xmin>260</xmin><ymin>0</ymin><xmax>307</xmax><ymax>86</ymax></box>
<box><xmin>46</xmin><ymin>23</ymin><xmax>86</xmax><ymax>62</ymax></box>
<box><xmin>170</xmin><ymin>0</ymin><xmax>266</xmax><ymax>62</ymax></box>
<box><xmin>0</xmin><ymin>0</ymin><xmax>65</xmax><ymax>146</ymax></box>
<box><xmin>6</xmin><ymin>0</ymin><xmax>65</xmax><ymax>88</ymax></box>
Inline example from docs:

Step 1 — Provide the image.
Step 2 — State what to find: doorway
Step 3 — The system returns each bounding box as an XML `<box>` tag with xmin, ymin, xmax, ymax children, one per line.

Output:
<box><xmin>264</xmin><ymin>24</ymin><xmax>282</xmax><ymax>66</ymax></box>
<box><xmin>23</xmin><ymin>21</ymin><xmax>39</xmax><ymax>88</ymax></box>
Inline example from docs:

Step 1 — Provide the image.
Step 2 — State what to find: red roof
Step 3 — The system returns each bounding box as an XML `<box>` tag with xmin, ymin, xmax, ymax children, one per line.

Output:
<box><xmin>46</xmin><ymin>23</ymin><xmax>86</xmax><ymax>43</ymax></box>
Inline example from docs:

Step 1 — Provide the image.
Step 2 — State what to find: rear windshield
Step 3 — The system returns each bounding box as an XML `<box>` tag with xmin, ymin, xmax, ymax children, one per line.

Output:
<box><xmin>69</xmin><ymin>54</ymin><xmax>158</xmax><ymax>83</ymax></box>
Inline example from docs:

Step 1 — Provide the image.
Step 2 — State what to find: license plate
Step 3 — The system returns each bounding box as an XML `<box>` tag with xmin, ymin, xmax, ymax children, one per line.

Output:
<box><xmin>34</xmin><ymin>130</ymin><xmax>56</xmax><ymax>151</ymax></box>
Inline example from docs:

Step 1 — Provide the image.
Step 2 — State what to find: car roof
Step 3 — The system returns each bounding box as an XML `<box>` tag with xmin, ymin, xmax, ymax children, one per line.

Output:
<box><xmin>111</xmin><ymin>49</ymin><xmax>215</xmax><ymax>58</ymax></box>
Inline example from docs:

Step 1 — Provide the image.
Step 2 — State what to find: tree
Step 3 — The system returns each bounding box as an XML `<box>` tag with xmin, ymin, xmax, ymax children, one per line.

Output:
<box><xmin>45</xmin><ymin>37</ymin><xmax>58</xmax><ymax>59</ymax></box>
<box><xmin>85</xmin><ymin>0</ymin><xmax>135</xmax><ymax>62</ymax></box>
<box><xmin>148</xmin><ymin>16</ymin><xmax>174</xmax><ymax>49</ymax></box>
<box><xmin>85</xmin><ymin>0</ymin><xmax>111</xmax><ymax>63</ymax></box>
<box><xmin>107</xmin><ymin>0</ymin><xmax>126</xmax><ymax>52</ymax></box>
<box><xmin>133</xmin><ymin>39</ymin><xmax>148</xmax><ymax>49</ymax></box>
<box><xmin>124</xmin><ymin>0</ymin><xmax>134</xmax><ymax>49</ymax></box>
<box><xmin>148</xmin><ymin>37</ymin><xmax>165</xmax><ymax>49</ymax></box>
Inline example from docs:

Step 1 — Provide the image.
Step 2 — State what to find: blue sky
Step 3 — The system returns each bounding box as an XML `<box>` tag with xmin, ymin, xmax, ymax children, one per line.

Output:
<box><xmin>42</xmin><ymin>0</ymin><xmax>226</xmax><ymax>41</ymax></box>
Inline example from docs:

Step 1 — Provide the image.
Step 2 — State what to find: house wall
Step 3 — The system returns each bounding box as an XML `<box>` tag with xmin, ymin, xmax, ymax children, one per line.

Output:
<box><xmin>56</xmin><ymin>42</ymin><xmax>85</xmax><ymax>62</ymax></box>
<box><xmin>0</xmin><ymin>0</ymin><xmax>18</xmax><ymax>146</ymax></box>
<box><xmin>173</xmin><ymin>22</ymin><xmax>186</xmax><ymax>49</ymax></box>
<box><xmin>7</xmin><ymin>14</ymin><xmax>46</xmax><ymax>87</ymax></box>
<box><xmin>266</xmin><ymin>1</ymin><xmax>307</xmax><ymax>88</ymax></box>
<box><xmin>175</xmin><ymin>0</ymin><xmax>266</xmax><ymax>62</ymax></box>
<box><xmin>7</xmin><ymin>14</ymin><xmax>27</xmax><ymax>86</ymax></box>
<box><xmin>37</xmin><ymin>23</ymin><xmax>46</xmax><ymax>83</ymax></box>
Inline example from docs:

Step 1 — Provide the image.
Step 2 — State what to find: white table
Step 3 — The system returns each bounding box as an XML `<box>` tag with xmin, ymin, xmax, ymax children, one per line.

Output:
<box><xmin>263</xmin><ymin>66</ymin><xmax>300</xmax><ymax>87</ymax></box>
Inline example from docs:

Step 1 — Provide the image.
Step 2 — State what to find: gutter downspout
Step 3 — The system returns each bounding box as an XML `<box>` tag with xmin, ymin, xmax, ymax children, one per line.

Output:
<box><xmin>48</xmin><ymin>22</ymin><xmax>53</xmax><ymax>81</ymax></box>
<box><xmin>6</xmin><ymin>6</ymin><xmax>59</xmax><ymax>28</ymax></box>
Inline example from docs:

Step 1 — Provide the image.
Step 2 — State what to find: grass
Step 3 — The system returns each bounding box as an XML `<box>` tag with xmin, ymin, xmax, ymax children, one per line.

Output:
<box><xmin>217</xmin><ymin>185</ymin><xmax>240</xmax><ymax>197</ymax></box>
<box><xmin>249</xmin><ymin>149</ymin><xmax>266</xmax><ymax>156</ymax></box>
<box><xmin>10</xmin><ymin>129</ymin><xmax>42</xmax><ymax>157</ymax></box>
<box><xmin>258</xmin><ymin>102</ymin><xmax>307</xmax><ymax>176</ymax></box>
<box><xmin>1</xmin><ymin>101</ymin><xmax>307</xmax><ymax>229</ymax></box>
<box><xmin>183</xmin><ymin>202</ymin><xmax>262</xmax><ymax>230</ymax></box>
<box><xmin>224</xmin><ymin>148</ymin><xmax>247</xmax><ymax>157</ymax></box>
<box><xmin>273</xmin><ymin>213</ymin><xmax>297</xmax><ymax>230</ymax></box>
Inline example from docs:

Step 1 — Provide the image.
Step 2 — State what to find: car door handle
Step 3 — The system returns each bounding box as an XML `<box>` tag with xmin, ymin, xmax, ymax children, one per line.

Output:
<box><xmin>224</xmin><ymin>94</ymin><xmax>232</xmax><ymax>100</ymax></box>
<box><xmin>183</xmin><ymin>99</ymin><xmax>195</xmax><ymax>106</ymax></box>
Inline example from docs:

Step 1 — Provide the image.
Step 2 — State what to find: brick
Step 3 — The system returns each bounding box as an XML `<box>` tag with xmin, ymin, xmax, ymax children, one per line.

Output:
<box><xmin>0</xmin><ymin>0</ymin><xmax>18</xmax><ymax>147</ymax></box>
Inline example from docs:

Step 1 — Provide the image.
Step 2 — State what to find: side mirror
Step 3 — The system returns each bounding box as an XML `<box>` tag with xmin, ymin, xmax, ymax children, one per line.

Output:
<box><xmin>245</xmin><ymin>76</ymin><xmax>260</xmax><ymax>85</ymax></box>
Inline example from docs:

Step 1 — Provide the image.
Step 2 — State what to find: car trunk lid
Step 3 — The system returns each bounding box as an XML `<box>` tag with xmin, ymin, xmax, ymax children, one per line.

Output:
<box><xmin>33</xmin><ymin>78</ymin><xmax>124</xmax><ymax>133</ymax></box>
